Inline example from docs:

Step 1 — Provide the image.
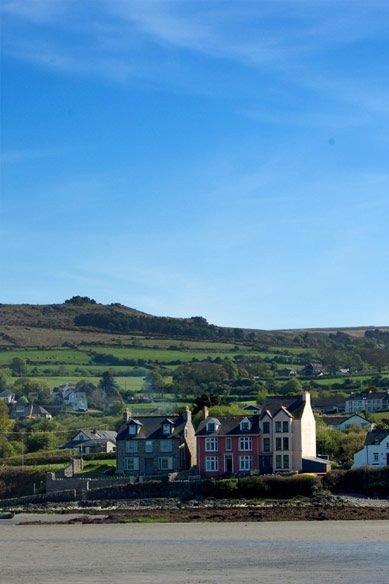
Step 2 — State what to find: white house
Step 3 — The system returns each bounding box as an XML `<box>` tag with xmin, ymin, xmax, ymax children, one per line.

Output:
<box><xmin>323</xmin><ymin>414</ymin><xmax>373</xmax><ymax>431</ymax></box>
<box><xmin>0</xmin><ymin>389</ymin><xmax>16</xmax><ymax>405</ymax></box>
<box><xmin>352</xmin><ymin>430</ymin><xmax>389</xmax><ymax>468</ymax></box>
<box><xmin>54</xmin><ymin>384</ymin><xmax>88</xmax><ymax>411</ymax></box>
<box><xmin>64</xmin><ymin>391</ymin><xmax>88</xmax><ymax>412</ymax></box>
<box><xmin>345</xmin><ymin>390</ymin><xmax>389</xmax><ymax>414</ymax></box>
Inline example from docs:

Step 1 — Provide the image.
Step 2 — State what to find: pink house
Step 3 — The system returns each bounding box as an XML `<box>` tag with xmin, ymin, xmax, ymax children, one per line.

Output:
<box><xmin>196</xmin><ymin>393</ymin><xmax>325</xmax><ymax>477</ymax></box>
<box><xmin>196</xmin><ymin>410</ymin><xmax>262</xmax><ymax>477</ymax></box>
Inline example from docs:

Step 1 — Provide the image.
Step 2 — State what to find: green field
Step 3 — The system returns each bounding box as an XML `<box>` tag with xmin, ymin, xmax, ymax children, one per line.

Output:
<box><xmin>17</xmin><ymin>375</ymin><xmax>146</xmax><ymax>391</ymax></box>
<box><xmin>79</xmin><ymin>345</ymin><xmax>264</xmax><ymax>363</ymax></box>
<box><xmin>0</xmin><ymin>348</ymin><xmax>91</xmax><ymax>365</ymax></box>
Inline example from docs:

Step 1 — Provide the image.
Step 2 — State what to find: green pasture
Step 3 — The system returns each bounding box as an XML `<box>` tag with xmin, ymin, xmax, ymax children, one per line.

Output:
<box><xmin>131</xmin><ymin>339</ymin><xmax>247</xmax><ymax>350</ymax></box>
<box><xmin>16</xmin><ymin>375</ymin><xmax>146</xmax><ymax>391</ymax></box>
<box><xmin>79</xmin><ymin>345</ymin><xmax>270</xmax><ymax>363</ymax></box>
<box><xmin>0</xmin><ymin>348</ymin><xmax>91</xmax><ymax>365</ymax></box>
<box><xmin>310</xmin><ymin>375</ymin><xmax>372</xmax><ymax>387</ymax></box>
<box><xmin>24</xmin><ymin>364</ymin><xmax>147</xmax><ymax>376</ymax></box>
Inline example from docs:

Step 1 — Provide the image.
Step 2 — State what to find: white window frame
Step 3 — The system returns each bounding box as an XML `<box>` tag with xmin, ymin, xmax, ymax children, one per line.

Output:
<box><xmin>205</xmin><ymin>456</ymin><xmax>218</xmax><ymax>472</ymax></box>
<box><xmin>240</xmin><ymin>420</ymin><xmax>251</xmax><ymax>432</ymax></box>
<box><xmin>275</xmin><ymin>421</ymin><xmax>282</xmax><ymax>433</ymax></box>
<box><xmin>239</xmin><ymin>436</ymin><xmax>252</xmax><ymax>451</ymax></box>
<box><xmin>205</xmin><ymin>437</ymin><xmax>218</xmax><ymax>452</ymax></box>
<box><xmin>160</xmin><ymin>439</ymin><xmax>173</xmax><ymax>453</ymax></box>
<box><xmin>276</xmin><ymin>437</ymin><xmax>282</xmax><ymax>451</ymax></box>
<box><xmin>225</xmin><ymin>437</ymin><xmax>232</xmax><ymax>451</ymax></box>
<box><xmin>263</xmin><ymin>437</ymin><xmax>271</xmax><ymax>452</ymax></box>
<box><xmin>239</xmin><ymin>455</ymin><xmax>252</xmax><ymax>471</ymax></box>
<box><xmin>145</xmin><ymin>440</ymin><xmax>153</xmax><ymax>453</ymax></box>
<box><xmin>158</xmin><ymin>456</ymin><xmax>173</xmax><ymax>471</ymax></box>
<box><xmin>283</xmin><ymin>454</ymin><xmax>289</xmax><ymax>469</ymax></box>
<box><xmin>126</xmin><ymin>440</ymin><xmax>138</xmax><ymax>453</ymax></box>
<box><xmin>162</xmin><ymin>423</ymin><xmax>171</xmax><ymax>435</ymax></box>
<box><xmin>275</xmin><ymin>455</ymin><xmax>282</xmax><ymax>469</ymax></box>
<box><xmin>126</xmin><ymin>457</ymin><xmax>139</xmax><ymax>471</ymax></box>
<box><xmin>128</xmin><ymin>424</ymin><xmax>137</xmax><ymax>436</ymax></box>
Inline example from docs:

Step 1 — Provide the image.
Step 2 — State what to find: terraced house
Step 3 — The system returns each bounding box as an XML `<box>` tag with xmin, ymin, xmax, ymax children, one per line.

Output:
<box><xmin>196</xmin><ymin>392</ymin><xmax>325</xmax><ymax>477</ymax></box>
<box><xmin>116</xmin><ymin>409</ymin><xmax>196</xmax><ymax>477</ymax></box>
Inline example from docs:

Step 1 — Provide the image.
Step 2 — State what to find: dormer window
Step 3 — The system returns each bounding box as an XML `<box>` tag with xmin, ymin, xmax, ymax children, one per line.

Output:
<box><xmin>206</xmin><ymin>418</ymin><xmax>220</xmax><ymax>433</ymax></box>
<box><xmin>163</xmin><ymin>423</ymin><xmax>171</xmax><ymax>435</ymax></box>
<box><xmin>129</xmin><ymin>423</ymin><xmax>137</xmax><ymax>436</ymax></box>
<box><xmin>240</xmin><ymin>418</ymin><xmax>251</xmax><ymax>432</ymax></box>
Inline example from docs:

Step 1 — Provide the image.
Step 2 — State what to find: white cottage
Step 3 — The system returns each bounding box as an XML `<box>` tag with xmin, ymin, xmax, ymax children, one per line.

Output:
<box><xmin>352</xmin><ymin>430</ymin><xmax>389</xmax><ymax>468</ymax></box>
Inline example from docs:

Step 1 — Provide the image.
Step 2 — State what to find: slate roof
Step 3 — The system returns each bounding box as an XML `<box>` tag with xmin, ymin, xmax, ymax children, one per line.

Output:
<box><xmin>322</xmin><ymin>415</ymin><xmax>369</xmax><ymax>426</ymax></box>
<box><xmin>196</xmin><ymin>415</ymin><xmax>261</xmax><ymax>437</ymax></box>
<box><xmin>261</xmin><ymin>395</ymin><xmax>306</xmax><ymax>419</ymax></box>
<box><xmin>60</xmin><ymin>429</ymin><xmax>117</xmax><ymax>449</ymax></box>
<box><xmin>364</xmin><ymin>430</ymin><xmax>389</xmax><ymax>446</ymax></box>
<box><xmin>10</xmin><ymin>403</ymin><xmax>51</xmax><ymax>418</ymax></box>
<box><xmin>346</xmin><ymin>391</ymin><xmax>389</xmax><ymax>401</ymax></box>
<box><xmin>116</xmin><ymin>414</ymin><xmax>188</xmax><ymax>441</ymax></box>
<box><xmin>312</xmin><ymin>396</ymin><xmax>346</xmax><ymax>409</ymax></box>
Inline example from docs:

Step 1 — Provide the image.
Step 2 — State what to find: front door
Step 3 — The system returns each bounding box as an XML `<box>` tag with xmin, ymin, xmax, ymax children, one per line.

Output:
<box><xmin>145</xmin><ymin>458</ymin><xmax>154</xmax><ymax>475</ymax></box>
<box><xmin>224</xmin><ymin>454</ymin><xmax>233</xmax><ymax>474</ymax></box>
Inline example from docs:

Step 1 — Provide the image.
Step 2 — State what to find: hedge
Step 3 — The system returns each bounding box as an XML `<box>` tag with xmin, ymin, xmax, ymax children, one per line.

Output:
<box><xmin>202</xmin><ymin>474</ymin><xmax>322</xmax><ymax>499</ymax></box>
<box><xmin>323</xmin><ymin>467</ymin><xmax>389</xmax><ymax>496</ymax></box>
<box><xmin>0</xmin><ymin>467</ymin><xmax>46</xmax><ymax>499</ymax></box>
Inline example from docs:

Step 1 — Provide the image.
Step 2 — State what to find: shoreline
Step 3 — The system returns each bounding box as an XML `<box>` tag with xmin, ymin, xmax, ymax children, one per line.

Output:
<box><xmin>3</xmin><ymin>495</ymin><xmax>389</xmax><ymax>524</ymax></box>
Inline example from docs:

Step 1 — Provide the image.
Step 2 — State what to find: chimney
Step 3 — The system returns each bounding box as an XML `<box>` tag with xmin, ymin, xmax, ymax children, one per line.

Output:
<box><xmin>203</xmin><ymin>405</ymin><xmax>209</xmax><ymax>419</ymax></box>
<box><xmin>123</xmin><ymin>408</ymin><xmax>131</xmax><ymax>423</ymax></box>
<box><xmin>183</xmin><ymin>407</ymin><xmax>192</xmax><ymax>422</ymax></box>
<box><xmin>302</xmin><ymin>391</ymin><xmax>311</xmax><ymax>406</ymax></box>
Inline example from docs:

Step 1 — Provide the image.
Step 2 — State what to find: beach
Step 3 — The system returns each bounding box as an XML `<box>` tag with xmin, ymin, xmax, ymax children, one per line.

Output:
<box><xmin>1</xmin><ymin>520</ymin><xmax>388</xmax><ymax>584</ymax></box>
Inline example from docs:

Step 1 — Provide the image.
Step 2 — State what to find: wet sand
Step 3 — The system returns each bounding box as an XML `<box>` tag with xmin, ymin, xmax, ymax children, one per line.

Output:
<box><xmin>1</xmin><ymin>520</ymin><xmax>388</xmax><ymax>584</ymax></box>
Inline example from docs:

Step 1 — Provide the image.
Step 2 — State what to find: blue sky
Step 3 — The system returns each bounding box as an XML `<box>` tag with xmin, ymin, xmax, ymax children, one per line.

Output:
<box><xmin>1</xmin><ymin>0</ymin><xmax>388</xmax><ymax>329</ymax></box>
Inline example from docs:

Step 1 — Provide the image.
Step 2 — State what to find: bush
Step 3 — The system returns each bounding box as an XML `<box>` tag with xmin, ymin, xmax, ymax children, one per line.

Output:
<box><xmin>237</xmin><ymin>474</ymin><xmax>322</xmax><ymax>498</ymax></box>
<box><xmin>200</xmin><ymin>474</ymin><xmax>322</xmax><ymax>499</ymax></box>
<box><xmin>324</xmin><ymin>467</ymin><xmax>389</xmax><ymax>496</ymax></box>
<box><xmin>202</xmin><ymin>478</ymin><xmax>238</xmax><ymax>498</ymax></box>
<box><xmin>0</xmin><ymin>467</ymin><xmax>46</xmax><ymax>499</ymax></box>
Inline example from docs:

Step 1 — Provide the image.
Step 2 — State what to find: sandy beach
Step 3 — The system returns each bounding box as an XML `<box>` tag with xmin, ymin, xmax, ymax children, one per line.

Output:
<box><xmin>1</xmin><ymin>520</ymin><xmax>388</xmax><ymax>584</ymax></box>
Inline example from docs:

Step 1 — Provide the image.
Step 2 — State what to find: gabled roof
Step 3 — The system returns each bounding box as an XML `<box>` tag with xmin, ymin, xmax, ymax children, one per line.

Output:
<box><xmin>196</xmin><ymin>415</ymin><xmax>261</xmax><ymax>436</ymax></box>
<box><xmin>116</xmin><ymin>414</ymin><xmax>188</xmax><ymax>441</ymax></box>
<box><xmin>365</xmin><ymin>429</ymin><xmax>389</xmax><ymax>446</ymax></box>
<box><xmin>0</xmin><ymin>389</ymin><xmax>14</xmax><ymax>398</ymax></box>
<box><xmin>322</xmin><ymin>414</ymin><xmax>369</xmax><ymax>426</ymax></box>
<box><xmin>261</xmin><ymin>395</ymin><xmax>306</xmax><ymax>419</ymax></box>
<box><xmin>60</xmin><ymin>429</ymin><xmax>117</xmax><ymax>449</ymax></box>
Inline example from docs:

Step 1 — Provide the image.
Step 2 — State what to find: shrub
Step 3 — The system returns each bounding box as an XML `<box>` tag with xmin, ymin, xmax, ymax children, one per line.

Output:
<box><xmin>324</xmin><ymin>467</ymin><xmax>389</xmax><ymax>496</ymax></box>
<box><xmin>0</xmin><ymin>467</ymin><xmax>46</xmax><ymax>499</ymax></box>
<box><xmin>237</xmin><ymin>474</ymin><xmax>322</xmax><ymax>498</ymax></box>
